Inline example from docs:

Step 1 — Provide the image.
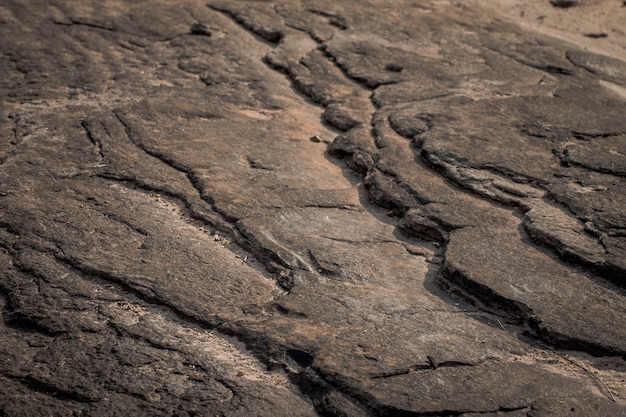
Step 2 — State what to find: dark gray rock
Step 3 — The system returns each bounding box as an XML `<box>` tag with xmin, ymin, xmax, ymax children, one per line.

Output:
<box><xmin>550</xmin><ymin>0</ymin><xmax>579</xmax><ymax>8</ymax></box>
<box><xmin>190</xmin><ymin>22</ymin><xmax>212</xmax><ymax>36</ymax></box>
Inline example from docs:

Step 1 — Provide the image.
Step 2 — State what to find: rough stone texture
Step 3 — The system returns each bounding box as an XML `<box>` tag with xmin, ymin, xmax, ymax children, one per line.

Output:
<box><xmin>1</xmin><ymin>0</ymin><xmax>626</xmax><ymax>416</ymax></box>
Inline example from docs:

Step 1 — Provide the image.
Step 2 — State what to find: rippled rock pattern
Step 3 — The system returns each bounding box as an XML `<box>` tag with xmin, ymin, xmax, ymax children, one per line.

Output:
<box><xmin>1</xmin><ymin>1</ymin><xmax>625</xmax><ymax>416</ymax></box>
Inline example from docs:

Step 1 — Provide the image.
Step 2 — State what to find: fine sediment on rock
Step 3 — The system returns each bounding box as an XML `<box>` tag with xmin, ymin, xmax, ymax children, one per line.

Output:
<box><xmin>1</xmin><ymin>0</ymin><xmax>626</xmax><ymax>416</ymax></box>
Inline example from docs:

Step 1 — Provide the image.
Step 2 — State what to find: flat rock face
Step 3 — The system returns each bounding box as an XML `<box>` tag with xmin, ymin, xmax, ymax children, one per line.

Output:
<box><xmin>1</xmin><ymin>1</ymin><xmax>626</xmax><ymax>416</ymax></box>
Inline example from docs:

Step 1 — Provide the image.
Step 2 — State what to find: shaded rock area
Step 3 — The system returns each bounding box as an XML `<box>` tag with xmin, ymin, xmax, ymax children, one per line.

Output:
<box><xmin>1</xmin><ymin>0</ymin><xmax>626</xmax><ymax>415</ymax></box>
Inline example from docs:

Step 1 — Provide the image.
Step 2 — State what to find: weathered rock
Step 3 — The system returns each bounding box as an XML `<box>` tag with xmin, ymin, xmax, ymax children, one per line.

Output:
<box><xmin>1</xmin><ymin>0</ymin><xmax>626</xmax><ymax>415</ymax></box>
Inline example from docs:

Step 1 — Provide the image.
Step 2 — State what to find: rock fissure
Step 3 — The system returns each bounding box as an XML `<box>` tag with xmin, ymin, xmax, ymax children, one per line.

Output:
<box><xmin>7</xmin><ymin>375</ymin><xmax>96</xmax><ymax>404</ymax></box>
<box><xmin>81</xmin><ymin>120</ymin><xmax>105</xmax><ymax>161</ymax></box>
<box><xmin>483</xmin><ymin>44</ymin><xmax>576</xmax><ymax>77</ymax></box>
<box><xmin>112</xmin><ymin>111</ymin><xmax>240</xmax><ymax>226</ymax></box>
<box><xmin>372</xmin><ymin>357</ymin><xmax>486</xmax><ymax>380</ymax></box>
<box><xmin>57</xmin><ymin>257</ymin><xmax>224</xmax><ymax>328</ymax></box>
<box><xmin>207</xmin><ymin>4</ymin><xmax>284</xmax><ymax>45</ymax></box>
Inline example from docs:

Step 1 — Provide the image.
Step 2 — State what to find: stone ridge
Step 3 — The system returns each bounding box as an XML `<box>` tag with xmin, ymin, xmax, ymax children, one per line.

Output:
<box><xmin>0</xmin><ymin>0</ymin><xmax>625</xmax><ymax>416</ymax></box>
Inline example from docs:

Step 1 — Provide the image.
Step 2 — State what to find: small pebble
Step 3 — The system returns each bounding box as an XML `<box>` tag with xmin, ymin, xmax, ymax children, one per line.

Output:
<box><xmin>190</xmin><ymin>23</ymin><xmax>212</xmax><ymax>36</ymax></box>
<box><xmin>549</xmin><ymin>0</ymin><xmax>578</xmax><ymax>8</ymax></box>
<box><xmin>384</xmin><ymin>63</ymin><xmax>403</xmax><ymax>72</ymax></box>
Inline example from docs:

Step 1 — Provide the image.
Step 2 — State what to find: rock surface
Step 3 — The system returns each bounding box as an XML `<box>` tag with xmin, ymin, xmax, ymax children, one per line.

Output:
<box><xmin>1</xmin><ymin>0</ymin><xmax>626</xmax><ymax>416</ymax></box>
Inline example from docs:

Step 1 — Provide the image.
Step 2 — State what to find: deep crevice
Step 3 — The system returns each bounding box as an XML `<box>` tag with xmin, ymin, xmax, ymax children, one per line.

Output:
<box><xmin>441</xmin><ymin>263</ymin><xmax>626</xmax><ymax>358</ymax></box>
<box><xmin>80</xmin><ymin>120</ymin><xmax>105</xmax><ymax>161</ymax></box>
<box><xmin>7</xmin><ymin>375</ymin><xmax>95</xmax><ymax>403</ymax></box>
<box><xmin>523</xmin><ymin>214</ymin><xmax>626</xmax><ymax>288</ymax></box>
<box><xmin>97</xmin><ymin>175</ymin><xmax>294</xmax><ymax>293</ymax></box>
<box><xmin>371</xmin><ymin>364</ymin><xmax>431</xmax><ymax>379</ymax></box>
<box><xmin>54</xmin><ymin>17</ymin><xmax>116</xmax><ymax>32</ymax></box>
<box><xmin>207</xmin><ymin>4</ymin><xmax>284</xmax><ymax>44</ymax></box>
<box><xmin>98</xmin><ymin>173</ymin><xmax>223</xmax><ymax>227</ymax></box>
<box><xmin>305</xmin><ymin>9</ymin><xmax>348</xmax><ymax>31</ymax></box>
<box><xmin>113</xmin><ymin>111</ymin><xmax>239</xmax><ymax>225</ymax></box>
<box><xmin>59</xmin><ymin>256</ymin><xmax>224</xmax><ymax>329</ymax></box>
<box><xmin>483</xmin><ymin>44</ymin><xmax>575</xmax><ymax>77</ymax></box>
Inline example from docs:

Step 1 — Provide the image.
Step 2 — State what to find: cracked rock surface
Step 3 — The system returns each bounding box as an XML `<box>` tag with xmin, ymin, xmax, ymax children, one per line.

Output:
<box><xmin>1</xmin><ymin>0</ymin><xmax>626</xmax><ymax>415</ymax></box>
